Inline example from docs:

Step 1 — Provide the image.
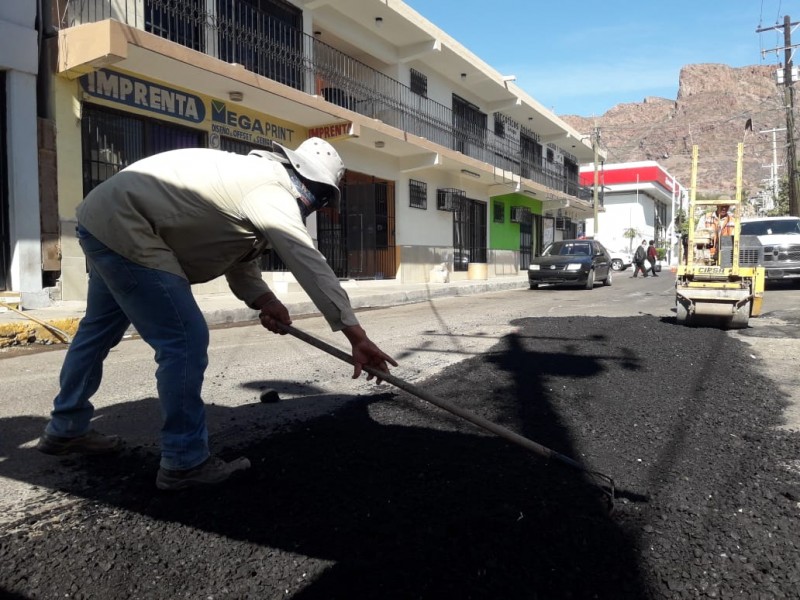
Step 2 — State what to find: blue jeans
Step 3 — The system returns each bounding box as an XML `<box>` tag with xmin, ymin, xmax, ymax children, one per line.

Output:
<box><xmin>46</xmin><ymin>225</ymin><xmax>210</xmax><ymax>470</ymax></box>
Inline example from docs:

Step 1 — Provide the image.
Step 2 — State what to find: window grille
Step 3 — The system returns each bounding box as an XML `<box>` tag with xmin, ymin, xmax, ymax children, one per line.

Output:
<box><xmin>437</xmin><ymin>188</ymin><xmax>465</xmax><ymax>212</ymax></box>
<box><xmin>510</xmin><ymin>206</ymin><xmax>531</xmax><ymax>223</ymax></box>
<box><xmin>493</xmin><ymin>201</ymin><xmax>505</xmax><ymax>223</ymax></box>
<box><xmin>409</xmin><ymin>179</ymin><xmax>427</xmax><ymax>209</ymax></box>
<box><xmin>494</xmin><ymin>117</ymin><xmax>504</xmax><ymax>137</ymax></box>
<box><xmin>410</xmin><ymin>68</ymin><xmax>427</xmax><ymax>97</ymax></box>
<box><xmin>452</xmin><ymin>197</ymin><xmax>487</xmax><ymax>272</ymax></box>
<box><xmin>145</xmin><ymin>0</ymin><xmax>204</xmax><ymax>52</ymax></box>
<box><xmin>81</xmin><ymin>105</ymin><xmax>204</xmax><ymax>195</ymax></box>
<box><xmin>452</xmin><ymin>94</ymin><xmax>487</xmax><ymax>154</ymax></box>
<box><xmin>555</xmin><ymin>217</ymin><xmax>572</xmax><ymax>230</ymax></box>
<box><xmin>215</xmin><ymin>0</ymin><xmax>303</xmax><ymax>88</ymax></box>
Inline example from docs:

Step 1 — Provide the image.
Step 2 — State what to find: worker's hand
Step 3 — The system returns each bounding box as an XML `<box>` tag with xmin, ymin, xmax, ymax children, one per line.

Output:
<box><xmin>342</xmin><ymin>325</ymin><xmax>398</xmax><ymax>384</ymax></box>
<box><xmin>258</xmin><ymin>299</ymin><xmax>291</xmax><ymax>334</ymax></box>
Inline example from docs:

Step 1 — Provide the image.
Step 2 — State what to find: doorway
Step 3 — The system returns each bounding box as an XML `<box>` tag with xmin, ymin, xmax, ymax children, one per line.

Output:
<box><xmin>519</xmin><ymin>217</ymin><xmax>532</xmax><ymax>269</ymax></box>
<box><xmin>519</xmin><ymin>213</ymin><xmax>543</xmax><ymax>267</ymax></box>
<box><xmin>452</xmin><ymin>196</ymin><xmax>487</xmax><ymax>272</ymax></box>
<box><xmin>317</xmin><ymin>176</ymin><xmax>396</xmax><ymax>279</ymax></box>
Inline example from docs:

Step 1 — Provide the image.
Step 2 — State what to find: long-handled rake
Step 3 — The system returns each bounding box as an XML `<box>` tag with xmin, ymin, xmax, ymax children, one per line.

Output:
<box><xmin>279</xmin><ymin>323</ymin><xmax>628</xmax><ymax>508</ymax></box>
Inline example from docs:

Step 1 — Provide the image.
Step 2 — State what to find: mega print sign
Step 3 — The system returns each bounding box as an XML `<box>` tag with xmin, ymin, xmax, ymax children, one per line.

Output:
<box><xmin>210</xmin><ymin>100</ymin><xmax>297</xmax><ymax>145</ymax></box>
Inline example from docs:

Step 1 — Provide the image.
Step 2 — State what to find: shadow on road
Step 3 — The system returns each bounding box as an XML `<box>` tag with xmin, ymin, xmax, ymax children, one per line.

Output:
<box><xmin>0</xmin><ymin>324</ymin><xmax>650</xmax><ymax>599</ymax></box>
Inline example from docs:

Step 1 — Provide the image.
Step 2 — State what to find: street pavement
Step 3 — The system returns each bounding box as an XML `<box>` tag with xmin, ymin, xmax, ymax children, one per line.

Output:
<box><xmin>0</xmin><ymin>274</ymin><xmax>534</xmax><ymax>344</ymax></box>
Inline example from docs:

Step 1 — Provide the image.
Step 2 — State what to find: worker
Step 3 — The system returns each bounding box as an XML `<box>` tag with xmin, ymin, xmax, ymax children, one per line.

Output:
<box><xmin>35</xmin><ymin>138</ymin><xmax>398</xmax><ymax>491</ymax></box>
<box><xmin>696</xmin><ymin>204</ymin><xmax>735</xmax><ymax>257</ymax></box>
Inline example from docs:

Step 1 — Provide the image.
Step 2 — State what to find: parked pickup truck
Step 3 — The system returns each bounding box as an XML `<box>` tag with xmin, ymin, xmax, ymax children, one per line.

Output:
<box><xmin>740</xmin><ymin>216</ymin><xmax>800</xmax><ymax>281</ymax></box>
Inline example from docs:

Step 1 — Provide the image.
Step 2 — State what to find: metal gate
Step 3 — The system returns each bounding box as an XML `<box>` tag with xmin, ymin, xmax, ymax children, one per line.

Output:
<box><xmin>519</xmin><ymin>217</ymin><xmax>532</xmax><ymax>269</ymax></box>
<box><xmin>317</xmin><ymin>181</ymin><xmax>395</xmax><ymax>279</ymax></box>
<box><xmin>453</xmin><ymin>197</ymin><xmax>487</xmax><ymax>272</ymax></box>
<box><xmin>81</xmin><ymin>105</ymin><xmax>204</xmax><ymax>194</ymax></box>
<box><xmin>519</xmin><ymin>213</ymin><xmax>544</xmax><ymax>268</ymax></box>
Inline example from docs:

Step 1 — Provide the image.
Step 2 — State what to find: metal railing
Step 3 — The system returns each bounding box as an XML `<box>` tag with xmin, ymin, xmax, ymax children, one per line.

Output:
<box><xmin>60</xmin><ymin>0</ymin><xmax>581</xmax><ymax>198</ymax></box>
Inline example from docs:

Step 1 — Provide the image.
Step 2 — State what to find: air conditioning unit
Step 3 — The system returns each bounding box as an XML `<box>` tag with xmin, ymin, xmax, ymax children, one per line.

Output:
<box><xmin>510</xmin><ymin>206</ymin><xmax>531</xmax><ymax>223</ymax></box>
<box><xmin>437</xmin><ymin>188</ymin><xmax>465</xmax><ymax>212</ymax></box>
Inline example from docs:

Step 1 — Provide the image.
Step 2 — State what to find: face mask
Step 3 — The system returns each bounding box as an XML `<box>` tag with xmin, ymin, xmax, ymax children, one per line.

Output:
<box><xmin>286</xmin><ymin>168</ymin><xmax>332</xmax><ymax>219</ymax></box>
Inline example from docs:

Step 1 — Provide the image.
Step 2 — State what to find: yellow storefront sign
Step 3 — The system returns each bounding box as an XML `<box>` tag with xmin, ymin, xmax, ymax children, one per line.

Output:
<box><xmin>79</xmin><ymin>68</ymin><xmax>307</xmax><ymax>145</ymax></box>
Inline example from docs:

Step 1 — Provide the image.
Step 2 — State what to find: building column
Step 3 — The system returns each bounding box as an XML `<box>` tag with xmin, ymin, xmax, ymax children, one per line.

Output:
<box><xmin>6</xmin><ymin>70</ymin><xmax>45</xmax><ymax>306</ymax></box>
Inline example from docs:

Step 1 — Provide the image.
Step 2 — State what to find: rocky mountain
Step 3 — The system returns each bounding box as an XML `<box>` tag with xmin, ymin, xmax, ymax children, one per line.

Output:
<box><xmin>561</xmin><ymin>64</ymin><xmax>787</xmax><ymax>200</ymax></box>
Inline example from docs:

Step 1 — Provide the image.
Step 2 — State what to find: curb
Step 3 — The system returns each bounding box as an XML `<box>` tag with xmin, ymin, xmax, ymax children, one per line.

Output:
<box><xmin>0</xmin><ymin>277</ymin><xmax>532</xmax><ymax>348</ymax></box>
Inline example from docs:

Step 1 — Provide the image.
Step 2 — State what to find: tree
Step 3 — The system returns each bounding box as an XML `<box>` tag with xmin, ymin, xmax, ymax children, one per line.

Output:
<box><xmin>622</xmin><ymin>227</ymin><xmax>639</xmax><ymax>253</ymax></box>
<box><xmin>767</xmin><ymin>177</ymin><xmax>790</xmax><ymax>216</ymax></box>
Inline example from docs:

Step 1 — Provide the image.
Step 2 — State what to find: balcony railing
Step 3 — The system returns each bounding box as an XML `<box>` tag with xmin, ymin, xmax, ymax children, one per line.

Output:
<box><xmin>60</xmin><ymin>0</ymin><xmax>581</xmax><ymax>198</ymax></box>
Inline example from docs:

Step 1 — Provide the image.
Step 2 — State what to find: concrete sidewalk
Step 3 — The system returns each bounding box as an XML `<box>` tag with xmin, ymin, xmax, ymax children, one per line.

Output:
<box><xmin>0</xmin><ymin>275</ymin><xmax>530</xmax><ymax>346</ymax></box>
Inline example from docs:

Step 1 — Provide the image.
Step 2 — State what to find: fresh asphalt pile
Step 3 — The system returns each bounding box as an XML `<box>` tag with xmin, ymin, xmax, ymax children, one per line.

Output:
<box><xmin>2</xmin><ymin>315</ymin><xmax>800</xmax><ymax>599</ymax></box>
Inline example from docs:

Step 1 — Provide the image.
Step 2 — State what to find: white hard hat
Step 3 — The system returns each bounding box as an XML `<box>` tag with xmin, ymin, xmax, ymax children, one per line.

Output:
<box><xmin>271</xmin><ymin>137</ymin><xmax>344</xmax><ymax>209</ymax></box>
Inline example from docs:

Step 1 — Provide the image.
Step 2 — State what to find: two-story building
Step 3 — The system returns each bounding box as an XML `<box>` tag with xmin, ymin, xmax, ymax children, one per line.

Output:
<box><xmin>7</xmin><ymin>0</ymin><xmax>603</xmax><ymax>305</ymax></box>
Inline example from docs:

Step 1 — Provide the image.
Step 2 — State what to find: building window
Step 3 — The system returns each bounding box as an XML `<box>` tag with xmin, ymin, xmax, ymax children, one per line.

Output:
<box><xmin>493</xmin><ymin>201</ymin><xmax>505</xmax><ymax>223</ymax></box>
<box><xmin>80</xmin><ymin>105</ymin><xmax>205</xmax><ymax>195</ymax></box>
<box><xmin>145</xmin><ymin>0</ymin><xmax>205</xmax><ymax>51</ymax></box>
<box><xmin>521</xmin><ymin>131</ymin><xmax>543</xmax><ymax>180</ymax></box>
<box><xmin>410</xmin><ymin>68</ymin><xmax>427</xmax><ymax>97</ymax></box>
<box><xmin>494</xmin><ymin>117</ymin><xmax>505</xmax><ymax>138</ymax></box>
<box><xmin>216</xmin><ymin>0</ymin><xmax>303</xmax><ymax>88</ymax></box>
<box><xmin>409</xmin><ymin>179</ymin><xmax>427</xmax><ymax>209</ymax></box>
<box><xmin>546</xmin><ymin>148</ymin><xmax>555</xmax><ymax>163</ymax></box>
<box><xmin>452</xmin><ymin>94</ymin><xmax>487</xmax><ymax>154</ymax></box>
<box><xmin>564</xmin><ymin>157</ymin><xmax>578</xmax><ymax>181</ymax></box>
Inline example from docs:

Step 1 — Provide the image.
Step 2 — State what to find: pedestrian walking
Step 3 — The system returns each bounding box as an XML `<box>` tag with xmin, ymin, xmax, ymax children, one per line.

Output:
<box><xmin>631</xmin><ymin>240</ymin><xmax>649</xmax><ymax>278</ymax></box>
<box><xmin>647</xmin><ymin>240</ymin><xmax>659</xmax><ymax>277</ymax></box>
<box><xmin>36</xmin><ymin>138</ymin><xmax>398</xmax><ymax>491</ymax></box>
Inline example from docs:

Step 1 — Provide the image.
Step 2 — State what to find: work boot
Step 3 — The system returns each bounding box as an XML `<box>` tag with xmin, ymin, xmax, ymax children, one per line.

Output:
<box><xmin>37</xmin><ymin>429</ymin><xmax>123</xmax><ymax>456</ymax></box>
<box><xmin>156</xmin><ymin>456</ymin><xmax>251</xmax><ymax>491</ymax></box>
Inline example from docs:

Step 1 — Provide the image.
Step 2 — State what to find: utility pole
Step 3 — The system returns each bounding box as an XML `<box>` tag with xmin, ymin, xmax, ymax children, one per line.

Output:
<box><xmin>784</xmin><ymin>16</ymin><xmax>800</xmax><ymax>216</ymax></box>
<box><xmin>760</xmin><ymin>127</ymin><xmax>785</xmax><ymax>212</ymax></box>
<box><xmin>592</xmin><ymin>126</ymin><xmax>600</xmax><ymax>235</ymax></box>
<box><xmin>757</xmin><ymin>16</ymin><xmax>800</xmax><ymax>216</ymax></box>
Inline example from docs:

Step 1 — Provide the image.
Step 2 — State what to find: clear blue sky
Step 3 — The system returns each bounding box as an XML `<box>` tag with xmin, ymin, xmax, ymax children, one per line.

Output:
<box><xmin>404</xmin><ymin>0</ymin><xmax>789</xmax><ymax>117</ymax></box>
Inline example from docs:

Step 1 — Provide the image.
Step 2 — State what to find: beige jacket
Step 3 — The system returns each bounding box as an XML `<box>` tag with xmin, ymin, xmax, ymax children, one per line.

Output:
<box><xmin>77</xmin><ymin>148</ymin><xmax>358</xmax><ymax>330</ymax></box>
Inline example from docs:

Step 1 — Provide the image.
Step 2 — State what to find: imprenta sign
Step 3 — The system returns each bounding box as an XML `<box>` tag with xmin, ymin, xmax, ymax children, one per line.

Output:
<box><xmin>80</xmin><ymin>69</ymin><xmax>205</xmax><ymax>124</ymax></box>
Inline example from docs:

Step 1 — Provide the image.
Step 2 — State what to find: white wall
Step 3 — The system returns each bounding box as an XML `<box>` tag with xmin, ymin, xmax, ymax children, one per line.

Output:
<box><xmin>587</xmin><ymin>192</ymin><xmax>658</xmax><ymax>253</ymax></box>
<box><xmin>339</xmin><ymin>143</ymin><xmax>488</xmax><ymax>248</ymax></box>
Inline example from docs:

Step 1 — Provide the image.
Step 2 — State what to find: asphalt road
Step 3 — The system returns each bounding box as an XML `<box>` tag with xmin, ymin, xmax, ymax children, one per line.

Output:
<box><xmin>1</xmin><ymin>272</ymin><xmax>798</xmax><ymax>524</ymax></box>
